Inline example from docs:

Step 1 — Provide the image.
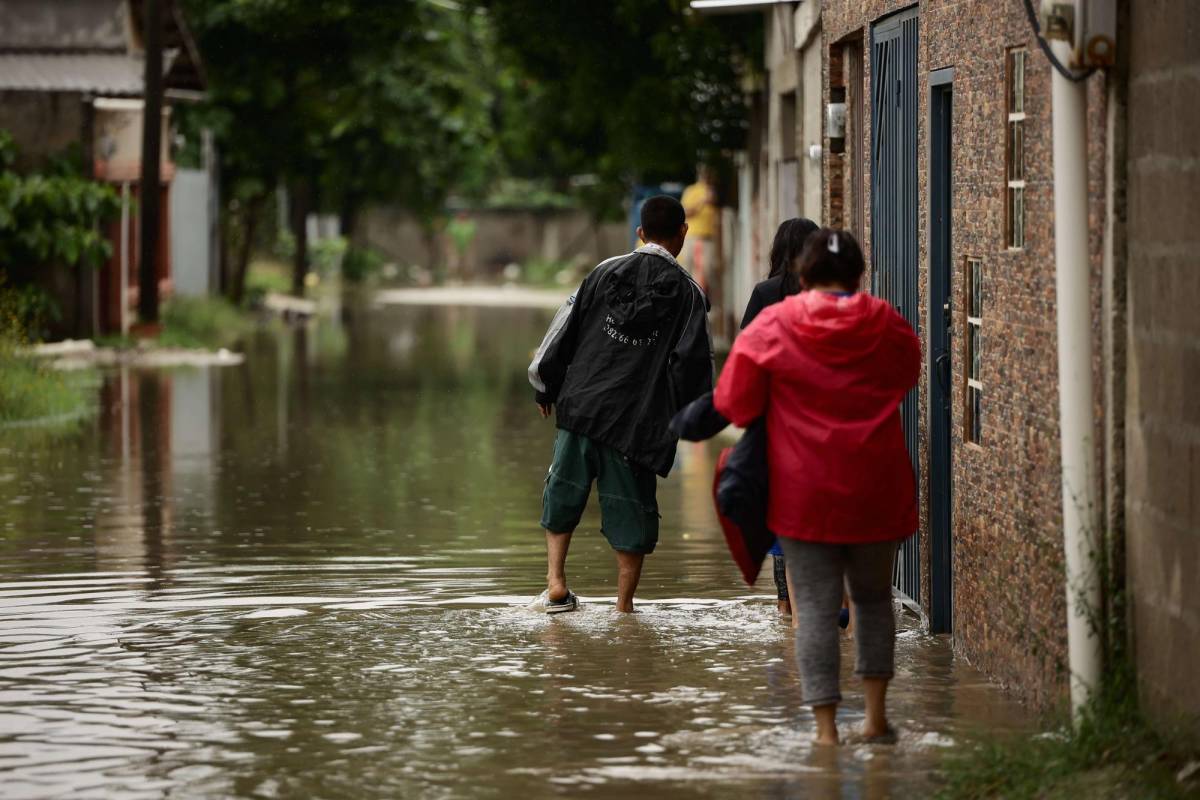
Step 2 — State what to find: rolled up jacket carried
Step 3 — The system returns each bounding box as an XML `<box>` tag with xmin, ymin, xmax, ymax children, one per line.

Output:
<box><xmin>669</xmin><ymin>392</ymin><xmax>773</xmax><ymax>584</ymax></box>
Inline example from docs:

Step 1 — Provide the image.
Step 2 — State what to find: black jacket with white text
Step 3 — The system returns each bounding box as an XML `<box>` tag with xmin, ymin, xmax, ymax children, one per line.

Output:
<box><xmin>528</xmin><ymin>244</ymin><xmax>713</xmax><ymax>477</ymax></box>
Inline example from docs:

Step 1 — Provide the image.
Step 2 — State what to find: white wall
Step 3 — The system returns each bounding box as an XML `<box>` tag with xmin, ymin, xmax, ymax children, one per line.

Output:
<box><xmin>169</xmin><ymin>167</ymin><xmax>213</xmax><ymax>297</ymax></box>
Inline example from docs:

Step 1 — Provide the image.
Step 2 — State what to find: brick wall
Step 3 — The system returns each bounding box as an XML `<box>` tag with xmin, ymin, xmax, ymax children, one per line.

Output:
<box><xmin>1124</xmin><ymin>0</ymin><xmax>1200</xmax><ymax>737</ymax></box>
<box><xmin>821</xmin><ymin>0</ymin><xmax>1110</xmax><ymax>707</ymax></box>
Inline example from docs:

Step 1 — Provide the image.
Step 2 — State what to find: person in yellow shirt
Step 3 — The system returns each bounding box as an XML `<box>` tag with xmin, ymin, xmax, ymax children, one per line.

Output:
<box><xmin>679</xmin><ymin>166</ymin><xmax>718</xmax><ymax>292</ymax></box>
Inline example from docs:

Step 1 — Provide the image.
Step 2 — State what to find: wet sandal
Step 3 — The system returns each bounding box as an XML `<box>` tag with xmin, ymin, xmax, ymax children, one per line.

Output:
<box><xmin>534</xmin><ymin>589</ymin><xmax>579</xmax><ymax>614</ymax></box>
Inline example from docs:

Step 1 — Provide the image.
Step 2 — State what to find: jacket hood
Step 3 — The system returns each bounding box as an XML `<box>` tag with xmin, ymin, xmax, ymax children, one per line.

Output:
<box><xmin>604</xmin><ymin>253</ymin><xmax>682</xmax><ymax>335</ymax></box>
<box><xmin>781</xmin><ymin>291</ymin><xmax>893</xmax><ymax>364</ymax></box>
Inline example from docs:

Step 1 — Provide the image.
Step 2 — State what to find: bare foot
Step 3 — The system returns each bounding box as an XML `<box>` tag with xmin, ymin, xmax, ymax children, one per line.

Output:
<box><xmin>777</xmin><ymin>599</ymin><xmax>791</xmax><ymax>616</ymax></box>
<box><xmin>546</xmin><ymin>580</ymin><xmax>569</xmax><ymax>603</ymax></box>
<box><xmin>615</xmin><ymin>601</ymin><xmax>635</xmax><ymax>613</ymax></box>
<box><xmin>813</xmin><ymin>705</ymin><xmax>839</xmax><ymax>746</ymax></box>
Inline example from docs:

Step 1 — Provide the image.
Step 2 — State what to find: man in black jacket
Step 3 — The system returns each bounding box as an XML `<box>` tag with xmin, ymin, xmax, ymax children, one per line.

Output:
<box><xmin>528</xmin><ymin>195</ymin><xmax>713</xmax><ymax>613</ymax></box>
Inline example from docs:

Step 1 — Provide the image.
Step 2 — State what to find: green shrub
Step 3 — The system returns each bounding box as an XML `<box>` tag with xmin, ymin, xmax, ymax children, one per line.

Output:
<box><xmin>0</xmin><ymin>283</ymin><xmax>60</xmax><ymax>341</ymax></box>
<box><xmin>243</xmin><ymin>259</ymin><xmax>292</xmax><ymax>307</ymax></box>
<box><xmin>273</xmin><ymin>229</ymin><xmax>296</xmax><ymax>262</ymax></box>
<box><xmin>310</xmin><ymin>235</ymin><xmax>347</xmax><ymax>276</ymax></box>
<box><xmin>342</xmin><ymin>246</ymin><xmax>385</xmax><ymax>283</ymax></box>
<box><xmin>0</xmin><ymin>351</ymin><xmax>93</xmax><ymax>425</ymax></box>
<box><xmin>938</xmin><ymin>660</ymin><xmax>1198</xmax><ymax>799</ymax></box>
<box><xmin>0</xmin><ymin>130</ymin><xmax>120</xmax><ymax>271</ymax></box>
<box><xmin>0</xmin><ymin>281</ymin><xmax>92</xmax><ymax>425</ymax></box>
<box><xmin>520</xmin><ymin>257</ymin><xmax>574</xmax><ymax>287</ymax></box>
<box><xmin>160</xmin><ymin>295</ymin><xmax>250</xmax><ymax>350</ymax></box>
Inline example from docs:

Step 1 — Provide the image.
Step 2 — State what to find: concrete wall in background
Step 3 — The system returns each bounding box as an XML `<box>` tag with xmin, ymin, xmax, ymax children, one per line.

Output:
<box><xmin>1124</xmin><ymin>0</ymin><xmax>1200</xmax><ymax>739</ymax></box>
<box><xmin>358</xmin><ymin>207</ymin><xmax>629</xmax><ymax>280</ymax></box>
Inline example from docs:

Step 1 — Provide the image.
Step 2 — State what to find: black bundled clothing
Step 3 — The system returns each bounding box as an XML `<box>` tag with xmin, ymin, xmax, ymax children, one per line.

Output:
<box><xmin>529</xmin><ymin>245</ymin><xmax>713</xmax><ymax>478</ymax></box>
<box><xmin>670</xmin><ymin>392</ymin><xmax>773</xmax><ymax>583</ymax></box>
<box><xmin>667</xmin><ymin>273</ymin><xmax>798</xmax><ymax>584</ymax></box>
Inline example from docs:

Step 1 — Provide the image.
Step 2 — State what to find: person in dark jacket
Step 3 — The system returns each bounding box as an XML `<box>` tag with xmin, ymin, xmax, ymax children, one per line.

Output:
<box><xmin>528</xmin><ymin>195</ymin><xmax>713</xmax><ymax>614</ymax></box>
<box><xmin>740</xmin><ymin>217</ymin><xmax>819</xmax><ymax>330</ymax></box>
<box><xmin>740</xmin><ymin>218</ymin><xmax>819</xmax><ymax>615</ymax></box>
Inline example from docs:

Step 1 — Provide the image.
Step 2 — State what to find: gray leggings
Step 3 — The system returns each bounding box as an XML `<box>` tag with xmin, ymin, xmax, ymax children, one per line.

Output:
<box><xmin>777</xmin><ymin>538</ymin><xmax>899</xmax><ymax>706</ymax></box>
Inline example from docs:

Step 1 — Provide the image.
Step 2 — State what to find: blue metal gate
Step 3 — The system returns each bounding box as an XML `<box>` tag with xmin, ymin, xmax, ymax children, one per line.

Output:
<box><xmin>870</xmin><ymin>7</ymin><xmax>921</xmax><ymax>606</ymax></box>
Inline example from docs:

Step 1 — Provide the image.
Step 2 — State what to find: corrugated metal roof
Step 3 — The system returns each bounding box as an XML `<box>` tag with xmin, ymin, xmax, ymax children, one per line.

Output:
<box><xmin>0</xmin><ymin>0</ymin><xmax>128</xmax><ymax>52</ymax></box>
<box><xmin>0</xmin><ymin>52</ymin><xmax>175</xmax><ymax>94</ymax></box>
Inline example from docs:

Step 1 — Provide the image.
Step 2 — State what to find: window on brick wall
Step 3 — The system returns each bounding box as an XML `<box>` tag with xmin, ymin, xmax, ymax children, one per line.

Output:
<box><xmin>965</xmin><ymin>257</ymin><xmax>984</xmax><ymax>444</ymax></box>
<box><xmin>1006</xmin><ymin>48</ymin><xmax>1026</xmax><ymax>250</ymax></box>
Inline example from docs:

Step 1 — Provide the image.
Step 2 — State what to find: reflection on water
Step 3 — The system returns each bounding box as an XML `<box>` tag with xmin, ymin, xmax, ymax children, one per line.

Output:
<box><xmin>0</xmin><ymin>301</ymin><xmax>1028</xmax><ymax>798</ymax></box>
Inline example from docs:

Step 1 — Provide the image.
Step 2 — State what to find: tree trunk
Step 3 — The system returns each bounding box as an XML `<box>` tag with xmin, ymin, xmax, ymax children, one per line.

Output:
<box><xmin>137</xmin><ymin>0</ymin><xmax>163</xmax><ymax>326</ymax></box>
<box><xmin>227</xmin><ymin>192</ymin><xmax>266</xmax><ymax>306</ymax></box>
<box><xmin>289</xmin><ymin>179</ymin><xmax>311</xmax><ymax>296</ymax></box>
<box><xmin>339</xmin><ymin>195</ymin><xmax>360</xmax><ymax>245</ymax></box>
<box><xmin>422</xmin><ymin>225</ymin><xmax>441</xmax><ymax>282</ymax></box>
<box><xmin>219</xmin><ymin>208</ymin><xmax>232</xmax><ymax>299</ymax></box>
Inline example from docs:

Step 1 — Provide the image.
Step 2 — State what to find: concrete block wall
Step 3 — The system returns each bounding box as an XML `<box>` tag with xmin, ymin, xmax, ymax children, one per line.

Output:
<box><xmin>1124</xmin><ymin>0</ymin><xmax>1200</xmax><ymax>738</ymax></box>
<box><xmin>358</xmin><ymin>207</ymin><xmax>630</xmax><ymax>281</ymax></box>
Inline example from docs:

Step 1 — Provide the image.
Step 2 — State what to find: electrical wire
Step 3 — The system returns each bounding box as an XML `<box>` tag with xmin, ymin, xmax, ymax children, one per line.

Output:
<box><xmin>1021</xmin><ymin>0</ymin><xmax>1097</xmax><ymax>83</ymax></box>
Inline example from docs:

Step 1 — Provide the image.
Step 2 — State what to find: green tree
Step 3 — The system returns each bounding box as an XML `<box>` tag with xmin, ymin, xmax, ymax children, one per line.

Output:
<box><xmin>479</xmin><ymin>0</ymin><xmax>761</xmax><ymax>216</ymax></box>
<box><xmin>0</xmin><ymin>131</ymin><xmax>120</xmax><ymax>275</ymax></box>
<box><xmin>182</xmin><ymin>0</ymin><xmax>500</xmax><ymax>297</ymax></box>
<box><xmin>0</xmin><ymin>131</ymin><xmax>121</xmax><ymax>336</ymax></box>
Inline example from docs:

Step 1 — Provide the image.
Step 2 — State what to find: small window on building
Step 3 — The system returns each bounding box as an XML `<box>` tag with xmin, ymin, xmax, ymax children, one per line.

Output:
<box><xmin>1006</xmin><ymin>49</ymin><xmax>1026</xmax><ymax>250</ymax></box>
<box><xmin>965</xmin><ymin>257</ymin><xmax>984</xmax><ymax>444</ymax></box>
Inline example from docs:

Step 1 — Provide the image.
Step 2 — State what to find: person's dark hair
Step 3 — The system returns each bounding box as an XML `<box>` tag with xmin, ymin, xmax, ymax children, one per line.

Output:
<box><xmin>768</xmin><ymin>217</ymin><xmax>819</xmax><ymax>294</ymax></box>
<box><xmin>796</xmin><ymin>228</ymin><xmax>865</xmax><ymax>291</ymax></box>
<box><xmin>639</xmin><ymin>195</ymin><xmax>686</xmax><ymax>241</ymax></box>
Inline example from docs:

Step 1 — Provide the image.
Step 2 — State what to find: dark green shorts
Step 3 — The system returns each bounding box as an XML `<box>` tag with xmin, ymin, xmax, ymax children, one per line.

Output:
<box><xmin>540</xmin><ymin>429</ymin><xmax>660</xmax><ymax>554</ymax></box>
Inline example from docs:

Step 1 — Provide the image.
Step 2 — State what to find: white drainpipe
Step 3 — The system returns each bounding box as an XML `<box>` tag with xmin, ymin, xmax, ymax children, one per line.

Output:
<box><xmin>1048</xmin><ymin>26</ymin><xmax>1102</xmax><ymax>717</ymax></box>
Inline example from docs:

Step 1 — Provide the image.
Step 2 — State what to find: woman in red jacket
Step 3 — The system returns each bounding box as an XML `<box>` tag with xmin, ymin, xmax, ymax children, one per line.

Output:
<box><xmin>714</xmin><ymin>229</ymin><xmax>919</xmax><ymax>745</ymax></box>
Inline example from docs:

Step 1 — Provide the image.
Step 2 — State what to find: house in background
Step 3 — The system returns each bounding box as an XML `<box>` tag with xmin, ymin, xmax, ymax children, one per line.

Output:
<box><xmin>0</xmin><ymin>0</ymin><xmax>212</xmax><ymax>338</ymax></box>
<box><xmin>698</xmin><ymin>0</ymin><xmax>1199</xmax><ymax>739</ymax></box>
<box><xmin>818</xmin><ymin>0</ymin><xmax>1200</xmax><ymax>739</ymax></box>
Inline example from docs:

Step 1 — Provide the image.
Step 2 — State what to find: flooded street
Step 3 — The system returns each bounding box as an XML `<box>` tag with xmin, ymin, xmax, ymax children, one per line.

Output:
<box><xmin>0</xmin><ymin>300</ymin><xmax>1029</xmax><ymax>799</ymax></box>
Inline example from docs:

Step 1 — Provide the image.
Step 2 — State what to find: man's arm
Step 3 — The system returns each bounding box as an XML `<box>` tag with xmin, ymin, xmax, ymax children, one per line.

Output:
<box><xmin>528</xmin><ymin>275</ymin><xmax>591</xmax><ymax>412</ymax></box>
<box><xmin>668</xmin><ymin>285</ymin><xmax>714</xmax><ymax>412</ymax></box>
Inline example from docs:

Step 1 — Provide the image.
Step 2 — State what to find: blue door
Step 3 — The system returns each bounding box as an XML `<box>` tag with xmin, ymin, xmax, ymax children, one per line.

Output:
<box><xmin>929</xmin><ymin>70</ymin><xmax>954</xmax><ymax>633</ymax></box>
<box><xmin>870</xmin><ymin>7</ymin><xmax>920</xmax><ymax>605</ymax></box>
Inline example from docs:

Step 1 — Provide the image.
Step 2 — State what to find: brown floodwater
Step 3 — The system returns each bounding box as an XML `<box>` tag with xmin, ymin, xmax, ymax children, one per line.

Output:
<box><xmin>0</xmin><ymin>299</ymin><xmax>1029</xmax><ymax>799</ymax></box>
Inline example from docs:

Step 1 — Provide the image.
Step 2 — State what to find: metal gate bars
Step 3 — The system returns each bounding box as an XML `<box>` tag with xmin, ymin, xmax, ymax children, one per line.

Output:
<box><xmin>870</xmin><ymin>6</ymin><xmax>921</xmax><ymax>607</ymax></box>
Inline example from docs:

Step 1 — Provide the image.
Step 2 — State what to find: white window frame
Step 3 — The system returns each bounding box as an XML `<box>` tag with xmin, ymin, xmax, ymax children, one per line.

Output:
<box><xmin>965</xmin><ymin>257</ymin><xmax>984</xmax><ymax>446</ymax></box>
<box><xmin>1006</xmin><ymin>48</ymin><xmax>1026</xmax><ymax>251</ymax></box>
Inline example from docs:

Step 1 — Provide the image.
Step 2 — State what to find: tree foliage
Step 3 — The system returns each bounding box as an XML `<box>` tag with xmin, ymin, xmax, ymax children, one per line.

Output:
<box><xmin>181</xmin><ymin>0</ymin><xmax>502</xmax><ymax>294</ymax></box>
<box><xmin>0</xmin><ymin>131</ymin><xmax>121</xmax><ymax>272</ymax></box>
<box><xmin>480</xmin><ymin>0</ymin><xmax>761</xmax><ymax>213</ymax></box>
<box><xmin>180</xmin><ymin>0</ymin><xmax>759</xmax><ymax>292</ymax></box>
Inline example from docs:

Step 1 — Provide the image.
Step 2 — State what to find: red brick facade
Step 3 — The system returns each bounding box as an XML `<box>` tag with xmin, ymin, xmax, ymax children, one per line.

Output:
<box><xmin>821</xmin><ymin>0</ymin><xmax>1109</xmax><ymax>707</ymax></box>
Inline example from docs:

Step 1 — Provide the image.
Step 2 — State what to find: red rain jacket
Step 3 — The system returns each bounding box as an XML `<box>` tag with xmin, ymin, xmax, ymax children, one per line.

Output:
<box><xmin>714</xmin><ymin>291</ymin><xmax>921</xmax><ymax>544</ymax></box>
